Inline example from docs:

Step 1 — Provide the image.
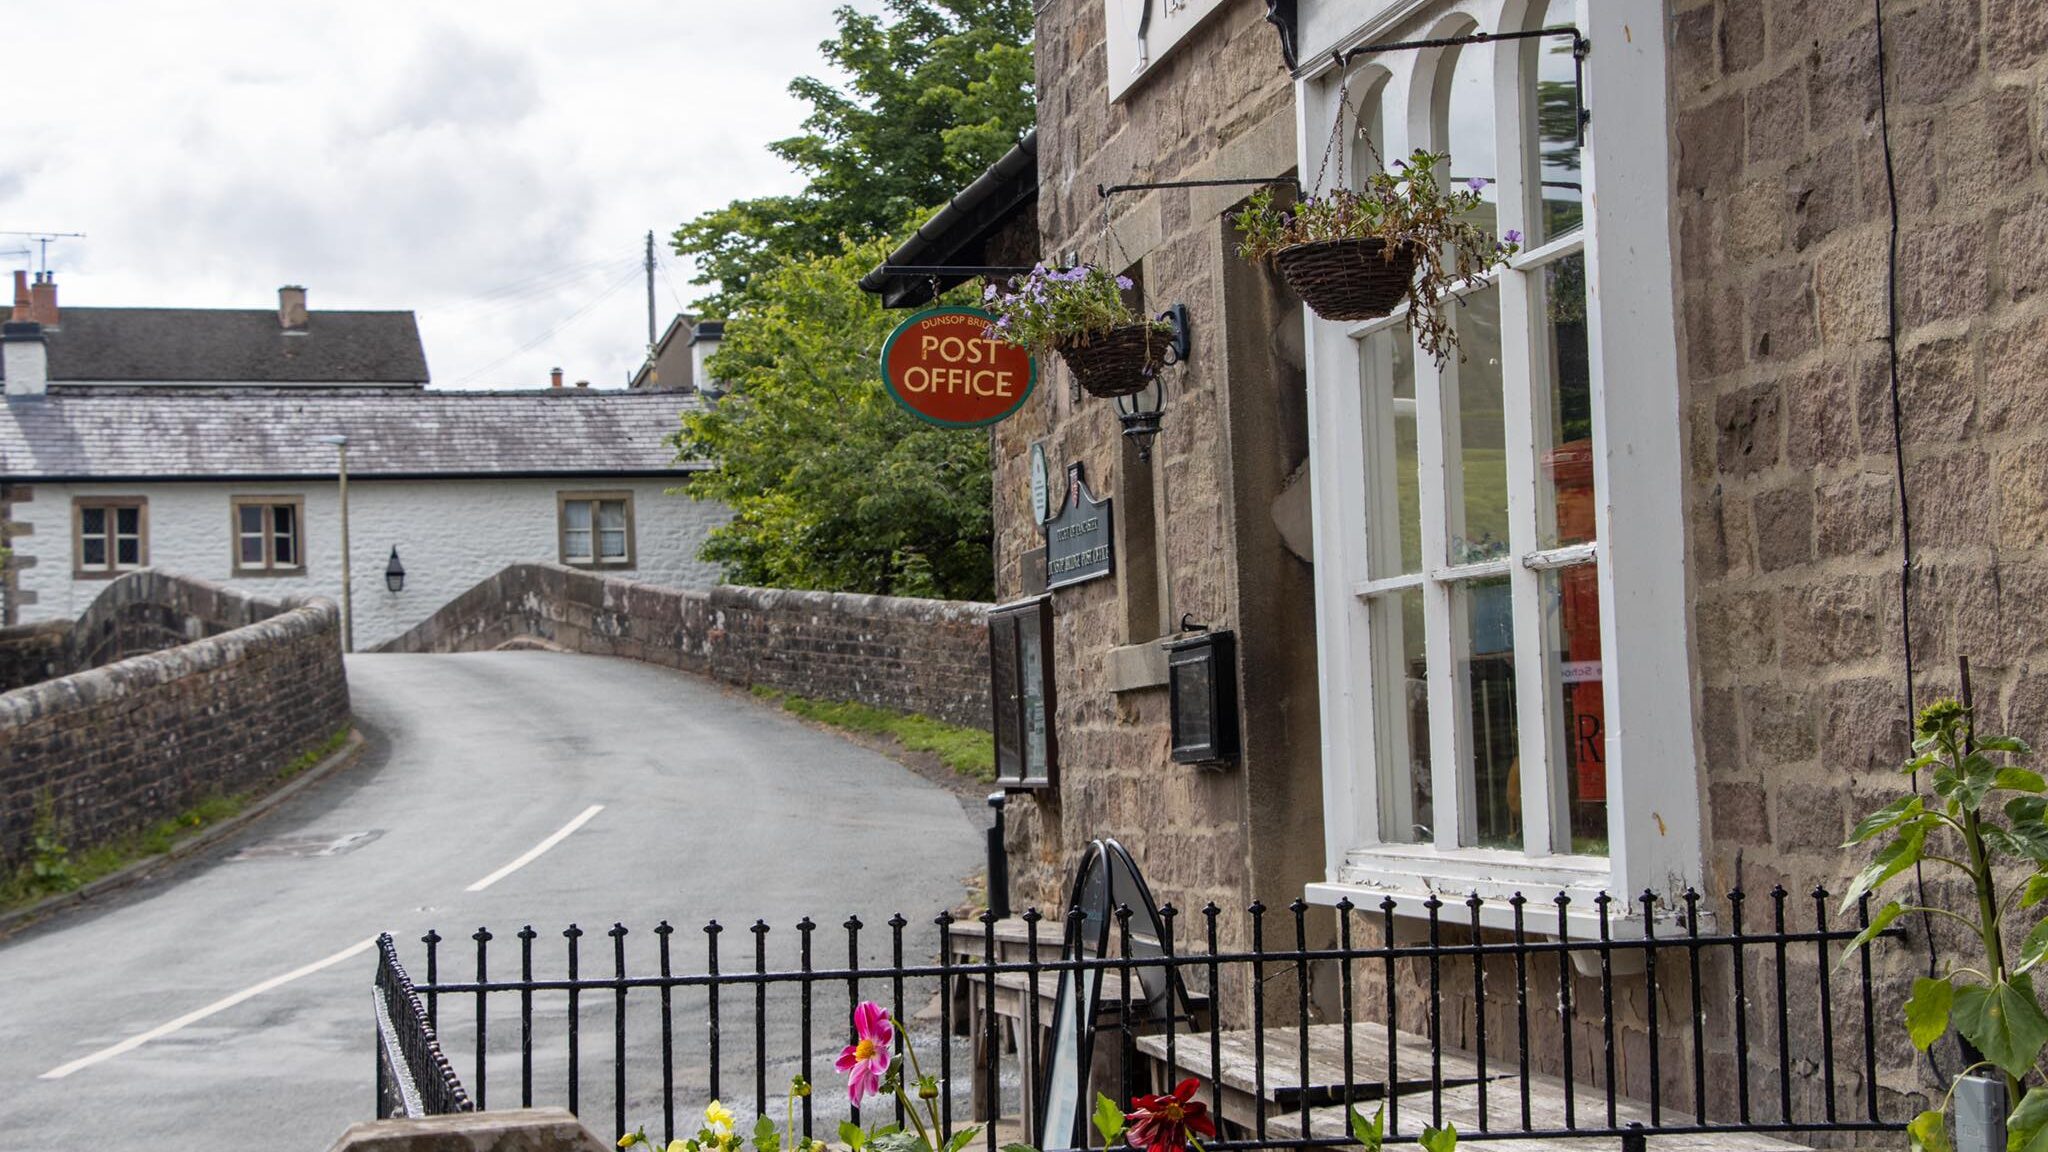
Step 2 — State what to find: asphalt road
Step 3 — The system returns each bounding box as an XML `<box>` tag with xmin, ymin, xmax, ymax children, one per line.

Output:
<box><xmin>0</xmin><ymin>652</ymin><xmax>985</xmax><ymax>1150</ymax></box>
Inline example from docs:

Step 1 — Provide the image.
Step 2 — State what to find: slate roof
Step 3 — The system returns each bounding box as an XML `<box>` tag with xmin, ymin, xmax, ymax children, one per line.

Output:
<box><xmin>0</xmin><ymin>390</ymin><xmax>710</xmax><ymax>480</ymax></box>
<box><xmin>5</xmin><ymin>307</ymin><xmax>430</xmax><ymax>384</ymax></box>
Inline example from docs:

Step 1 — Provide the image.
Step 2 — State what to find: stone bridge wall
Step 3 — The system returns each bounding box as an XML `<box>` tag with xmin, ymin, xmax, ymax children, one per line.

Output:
<box><xmin>380</xmin><ymin>564</ymin><xmax>992</xmax><ymax>730</ymax></box>
<box><xmin>0</xmin><ymin>571</ymin><xmax>350</xmax><ymax>868</ymax></box>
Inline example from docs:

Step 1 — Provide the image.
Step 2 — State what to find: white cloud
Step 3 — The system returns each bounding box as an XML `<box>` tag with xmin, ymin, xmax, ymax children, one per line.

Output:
<box><xmin>2</xmin><ymin>2</ymin><xmax>868</xmax><ymax>389</ymax></box>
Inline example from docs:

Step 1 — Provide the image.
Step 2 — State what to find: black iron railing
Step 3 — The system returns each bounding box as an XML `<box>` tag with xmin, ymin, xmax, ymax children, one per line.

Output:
<box><xmin>374</xmin><ymin>932</ymin><xmax>474</xmax><ymax>1119</ymax></box>
<box><xmin>370</xmin><ymin>883</ymin><xmax>1906</xmax><ymax>1149</ymax></box>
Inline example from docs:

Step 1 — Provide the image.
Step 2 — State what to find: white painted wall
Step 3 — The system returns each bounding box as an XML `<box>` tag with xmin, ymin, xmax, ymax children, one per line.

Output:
<box><xmin>12</xmin><ymin>476</ymin><xmax>729</xmax><ymax>649</ymax></box>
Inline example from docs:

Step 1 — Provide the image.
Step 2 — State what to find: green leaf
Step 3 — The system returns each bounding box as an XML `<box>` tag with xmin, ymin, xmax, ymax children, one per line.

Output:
<box><xmin>2023</xmin><ymin>876</ymin><xmax>2048</xmax><ymax>910</ymax></box>
<box><xmin>1419</xmin><ymin>1124</ymin><xmax>1459</xmax><ymax>1152</ymax></box>
<box><xmin>754</xmin><ymin>1114</ymin><xmax>779</xmax><ymax>1152</ymax></box>
<box><xmin>840</xmin><ymin>1123</ymin><xmax>868</xmax><ymax>1152</ymax></box>
<box><xmin>1909</xmin><ymin>1109</ymin><xmax>1953</xmax><ymax>1152</ymax></box>
<box><xmin>2019</xmin><ymin>921</ymin><xmax>2048</xmax><ymax>977</ymax></box>
<box><xmin>945</xmin><ymin>1128</ymin><xmax>981</xmax><ymax>1152</ymax></box>
<box><xmin>1984</xmin><ymin>735</ymin><xmax>2035</xmax><ymax>756</ymax></box>
<box><xmin>1000</xmin><ymin>1145</ymin><xmax>1042</xmax><ymax>1152</ymax></box>
<box><xmin>2010</xmin><ymin>1087</ymin><xmax>2048</xmax><ymax>1152</ymax></box>
<box><xmin>1839</xmin><ymin>900</ymin><xmax>1905</xmax><ymax>964</ymax></box>
<box><xmin>1997</xmin><ymin>768</ymin><xmax>2047</xmax><ymax>794</ymax></box>
<box><xmin>1092</xmin><ymin>1094</ymin><xmax>1126</xmax><ymax>1146</ymax></box>
<box><xmin>1954</xmin><ymin>976</ymin><xmax>2048</xmax><ymax>1080</ymax></box>
<box><xmin>1348</xmin><ymin>1106</ymin><xmax>1385</xmax><ymax>1151</ymax></box>
<box><xmin>870</xmin><ymin>1132</ymin><xmax>925</xmax><ymax>1152</ymax></box>
<box><xmin>1907</xmin><ymin>977</ymin><xmax>1955</xmax><ymax>1051</ymax></box>
<box><xmin>2010</xmin><ymin>797</ymin><xmax>2048</xmax><ymax>825</ymax></box>
<box><xmin>1847</xmin><ymin>795</ymin><xmax>1923</xmax><ymax>846</ymax></box>
<box><xmin>1842</xmin><ymin>821</ymin><xmax>1927</xmax><ymax>912</ymax></box>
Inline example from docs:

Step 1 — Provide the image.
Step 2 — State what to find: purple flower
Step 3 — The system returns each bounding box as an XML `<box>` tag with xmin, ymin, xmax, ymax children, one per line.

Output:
<box><xmin>983</xmin><ymin>284</ymin><xmax>999</xmax><ymax>301</ymax></box>
<box><xmin>1115</xmin><ymin>275</ymin><xmax>1134</xmax><ymax>290</ymax></box>
<box><xmin>1503</xmin><ymin>229</ymin><xmax>1522</xmax><ymax>245</ymax></box>
<box><xmin>1466</xmin><ymin>177</ymin><xmax>1488</xmax><ymax>193</ymax></box>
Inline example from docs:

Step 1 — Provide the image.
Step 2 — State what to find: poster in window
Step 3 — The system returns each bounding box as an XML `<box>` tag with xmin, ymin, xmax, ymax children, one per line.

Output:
<box><xmin>989</xmin><ymin>596</ymin><xmax>1058</xmax><ymax>789</ymax></box>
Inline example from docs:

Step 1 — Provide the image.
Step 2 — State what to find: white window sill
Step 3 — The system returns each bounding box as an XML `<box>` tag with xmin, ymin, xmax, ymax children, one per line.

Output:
<box><xmin>1306</xmin><ymin>845</ymin><xmax>1698</xmax><ymax>941</ymax></box>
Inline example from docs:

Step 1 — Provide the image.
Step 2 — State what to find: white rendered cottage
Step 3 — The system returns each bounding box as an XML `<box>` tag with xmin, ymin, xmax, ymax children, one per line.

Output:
<box><xmin>0</xmin><ymin>278</ymin><xmax>727</xmax><ymax>648</ymax></box>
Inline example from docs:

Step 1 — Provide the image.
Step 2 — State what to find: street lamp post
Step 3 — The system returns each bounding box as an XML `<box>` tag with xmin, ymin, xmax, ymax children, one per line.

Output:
<box><xmin>317</xmin><ymin>434</ymin><xmax>353</xmax><ymax>652</ymax></box>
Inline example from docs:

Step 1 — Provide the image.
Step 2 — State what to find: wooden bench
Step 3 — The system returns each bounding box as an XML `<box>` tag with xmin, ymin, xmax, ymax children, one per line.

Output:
<box><xmin>1133</xmin><ymin>1024</ymin><xmax>1810</xmax><ymax>1152</ymax></box>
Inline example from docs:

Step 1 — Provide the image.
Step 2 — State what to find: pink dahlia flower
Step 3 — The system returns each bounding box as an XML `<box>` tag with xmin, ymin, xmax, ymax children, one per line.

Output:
<box><xmin>835</xmin><ymin>1000</ymin><xmax>894</xmax><ymax>1107</ymax></box>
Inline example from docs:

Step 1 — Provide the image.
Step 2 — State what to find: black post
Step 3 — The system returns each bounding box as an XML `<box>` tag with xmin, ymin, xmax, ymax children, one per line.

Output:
<box><xmin>986</xmin><ymin>792</ymin><xmax>1011</xmax><ymax>920</ymax></box>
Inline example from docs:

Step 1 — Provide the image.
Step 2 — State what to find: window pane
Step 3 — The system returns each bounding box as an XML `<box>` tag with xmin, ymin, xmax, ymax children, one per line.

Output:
<box><xmin>1440</xmin><ymin>35</ymin><xmax>1498</xmax><ymax>233</ymax></box>
<box><xmin>564</xmin><ymin>529</ymin><xmax>592</xmax><ymax>561</ymax></box>
<box><xmin>81</xmin><ymin>507</ymin><xmax>105</xmax><ymax>536</ymax></box>
<box><xmin>272</xmin><ymin>506</ymin><xmax>297</xmax><ymax>566</ymax></box>
<box><xmin>1361</xmin><ymin>326</ymin><xmax>1422</xmax><ymax>577</ymax></box>
<box><xmin>1346</xmin><ymin>74</ymin><xmax>1389</xmax><ymax>191</ymax></box>
<box><xmin>116</xmin><ymin>537</ymin><xmax>140</xmax><ymax>566</ymax></box>
<box><xmin>598</xmin><ymin>529</ymin><xmax>628</xmax><ymax>560</ymax></box>
<box><xmin>1370</xmin><ymin>587</ymin><xmax>1431</xmax><ymax>843</ymax></box>
<box><xmin>1453</xmin><ymin>575</ymin><xmax>1520</xmax><ymax>849</ymax></box>
<box><xmin>1544</xmin><ymin>564</ymin><xmax>1607</xmax><ymax>855</ymax></box>
<box><xmin>1020</xmin><ymin>618</ymin><xmax>1049</xmax><ymax>783</ymax></box>
<box><xmin>1537</xmin><ymin>253</ymin><xmax>1595</xmax><ymax>548</ymax></box>
<box><xmin>1446</xmin><ymin>286</ymin><xmax>1508</xmax><ymax>564</ymax></box>
<box><xmin>564</xmin><ymin>501</ymin><xmax>592</xmax><ymax>532</ymax></box>
<box><xmin>82</xmin><ymin>537</ymin><xmax>107</xmax><ymax>567</ymax></box>
<box><xmin>1524</xmin><ymin>1</ymin><xmax>1584</xmax><ymax>242</ymax></box>
<box><xmin>239</xmin><ymin>505</ymin><xmax>263</xmax><ymax>535</ymax></box>
<box><xmin>240</xmin><ymin>535</ymin><xmax>264</xmax><ymax>565</ymax></box>
<box><xmin>115</xmin><ymin>507</ymin><xmax>139</xmax><ymax>535</ymax></box>
<box><xmin>596</xmin><ymin>500</ymin><xmax>627</xmax><ymax>530</ymax></box>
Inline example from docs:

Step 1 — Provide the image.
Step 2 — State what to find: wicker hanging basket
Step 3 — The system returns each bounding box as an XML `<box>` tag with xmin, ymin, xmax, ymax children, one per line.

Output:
<box><xmin>1270</xmin><ymin>237</ymin><xmax>1420</xmax><ymax>322</ymax></box>
<box><xmin>1056</xmin><ymin>324</ymin><xmax>1172</xmax><ymax>398</ymax></box>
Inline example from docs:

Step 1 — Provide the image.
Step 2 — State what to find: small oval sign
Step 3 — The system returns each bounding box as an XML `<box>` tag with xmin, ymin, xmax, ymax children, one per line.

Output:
<box><xmin>879</xmin><ymin>306</ymin><xmax>1036</xmax><ymax>428</ymax></box>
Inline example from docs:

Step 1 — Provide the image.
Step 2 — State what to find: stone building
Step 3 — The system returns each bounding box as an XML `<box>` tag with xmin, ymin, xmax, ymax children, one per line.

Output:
<box><xmin>873</xmin><ymin>0</ymin><xmax>2046</xmax><ymax>1118</ymax></box>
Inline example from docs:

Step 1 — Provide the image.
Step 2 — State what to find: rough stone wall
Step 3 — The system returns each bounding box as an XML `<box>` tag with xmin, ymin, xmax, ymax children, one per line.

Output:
<box><xmin>0</xmin><ymin>571</ymin><xmax>350</xmax><ymax>867</ymax></box>
<box><xmin>0</xmin><ymin>621</ymin><xmax>65</xmax><ymax>693</ymax></box>
<box><xmin>379</xmin><ymin>563</ymin><xmax>993</xmax><ymax>730</ymax></box>
<box><xmin>994</xmin><ymin>0</ymin><xmax>1320</xmax><ymax>960</ymax></box>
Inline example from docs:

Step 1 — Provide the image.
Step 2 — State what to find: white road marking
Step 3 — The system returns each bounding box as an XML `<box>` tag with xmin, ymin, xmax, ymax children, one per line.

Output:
<box><xmin>39</xmin><ymin>936</ymin><xmax>377</xmax><ymax>1080</ymax></box>
<box><xmin>465</xmin><ymin>804</ymin><xmax>604</xmax><ymax>892</ymax></box>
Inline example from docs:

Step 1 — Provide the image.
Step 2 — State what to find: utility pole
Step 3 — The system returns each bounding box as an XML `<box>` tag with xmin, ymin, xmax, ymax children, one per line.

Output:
<box><xmin>645</xmin><ymin>230</ymin><xmax>657</xmax><ymax>349</ymax></box>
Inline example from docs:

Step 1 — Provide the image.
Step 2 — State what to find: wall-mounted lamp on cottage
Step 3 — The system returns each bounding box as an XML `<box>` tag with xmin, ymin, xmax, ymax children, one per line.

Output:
<box><xmin>1113</xmin><ymin>375</ymin><xmax>1165</xmax><ymax>461</ymax></box>
<box><xmin>384</xmin><ymin>546</ymin><xmax>406</xmax><ymax>594</ymax></box>
<box><xmin>1164</xmin><ymin>621</ymin><xmax>1239</xmax><ymax>767</ymax></box>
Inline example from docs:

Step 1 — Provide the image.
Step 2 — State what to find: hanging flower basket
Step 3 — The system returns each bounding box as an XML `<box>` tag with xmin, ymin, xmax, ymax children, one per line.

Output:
<box><xmin>1056</xmin><ymin>323</ymin><xmax>1171</xmax><ymax>398</ymax></box>
<box><xmin>1269</xmin><ymin>237</ymin><xmax>1420</xmax><ymax>322</ymax></box>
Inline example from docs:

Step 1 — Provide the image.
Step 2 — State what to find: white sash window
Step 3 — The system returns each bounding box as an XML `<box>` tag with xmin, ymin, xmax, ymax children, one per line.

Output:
<box><xmin>1299</xmin><ymin>0</ymin><xmax>1698</xmax><ymax>929</ymax></box>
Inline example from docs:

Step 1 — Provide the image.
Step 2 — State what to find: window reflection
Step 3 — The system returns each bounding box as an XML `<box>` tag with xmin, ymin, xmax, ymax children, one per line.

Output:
<box><xmin>1372</xmin><ymin>587</ymin><xmax>1431</xmax><ymax>843</ymax></box>
<box><xmin>1454</xmin><ymin>575</ymin><xmax>1519</xmax><ymax>849</ymax></box>
<box><xmin>1543</xmin><ymin>564</ymin><xmax>1607</xmax><ymax>855</ymax></box>
<box><xmin>1525</xmin><ymin>1</ymin><xmax>1583</xmax><ymax>241</ymax></box>
<box><xmin>1537</xmin><ymin>253</ymin><xmax>1594</xmax><ymax>548</ymax></box>
<box><xmin>1439</xmin><ymin>31</ymin><xmax>1499</xmax><ymax>233</ymax></box>
<box><xmin>1448</xmin><ymin>286</ymin><xmax>1508</xmax><ymax>564</ymax></box>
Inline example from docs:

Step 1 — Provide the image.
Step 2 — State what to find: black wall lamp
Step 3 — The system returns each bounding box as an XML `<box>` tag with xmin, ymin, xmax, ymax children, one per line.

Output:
<box><xmin>384</xmin><ymin>546</ymin><xmax>406</xmax><ymax>593</ymax></box>
<box><xmin>1114</xmin><ymin>305</ymin><xmax>1189</xmax><ymax>461</ymax></box>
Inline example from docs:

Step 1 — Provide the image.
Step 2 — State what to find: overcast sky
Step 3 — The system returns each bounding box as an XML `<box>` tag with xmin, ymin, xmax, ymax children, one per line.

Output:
<box><xmin>2</xmin><ymin>3</ymin><xmax>865</xmax><ymax>390</ymax></box>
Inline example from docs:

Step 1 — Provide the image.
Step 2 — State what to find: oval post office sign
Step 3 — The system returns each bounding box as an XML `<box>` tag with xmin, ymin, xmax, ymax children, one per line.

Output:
<box><xmin>880</xmin><ymin>306</ymin><xmax>1036</xmax><ymax>428</ymax></box>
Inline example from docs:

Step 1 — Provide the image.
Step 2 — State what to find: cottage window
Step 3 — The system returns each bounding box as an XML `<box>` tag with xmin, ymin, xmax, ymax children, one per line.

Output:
<box><xmin>73</xmin><ymin>497</ymin><xmax>147</xmax><ymax>577</ymax></box>
<box><xmin>231</xmin><ymin>497</ymin><xmax>304</xmax><ymax>574</ymax></box>
<box><xmin>1301</xmin><ymin>1</ymin><xmax>1697</xmax><ymax>928</ymax></box>
<box><xmin>558</xmin><ymin>492</ymin><xmax>635</xmax><ymax>568</ymax></box>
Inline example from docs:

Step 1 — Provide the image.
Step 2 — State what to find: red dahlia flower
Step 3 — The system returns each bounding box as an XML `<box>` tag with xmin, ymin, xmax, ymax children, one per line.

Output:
<box><xmin>1125</xmin><ymin>1078</ymin><xmax>1216</xmax><ymax>1152</ymax></box>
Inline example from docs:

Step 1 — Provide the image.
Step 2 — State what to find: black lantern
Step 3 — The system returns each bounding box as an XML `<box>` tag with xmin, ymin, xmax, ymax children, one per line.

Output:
<box><xmin>1114</xmin><ymin>376</ymin><xmax>1165</xmax><ymax>460</ymax></box>
<box><xmin>384</xmin><ymin>546</ymin><xmax>406</xmax><ymax>593</ymax></box>
<box><xmin>1164</xmin><ymin>624</ymin><xmax>1239</xmax><ymax>767</ymax></box>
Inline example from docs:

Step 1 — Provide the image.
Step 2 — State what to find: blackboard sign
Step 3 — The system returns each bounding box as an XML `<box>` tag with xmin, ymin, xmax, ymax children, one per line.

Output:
<box><xmin>1045</xmin><ymin>463</ymin><xmax>1113</xmax><ymax>590</ymax></box>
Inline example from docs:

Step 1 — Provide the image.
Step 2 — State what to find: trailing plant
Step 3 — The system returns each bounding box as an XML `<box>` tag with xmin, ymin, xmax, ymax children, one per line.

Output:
<box><xmin>980</xmin><ymin>264</ymin><xmax>1170</xmax><ymax>354</ymax></box>
<box><xmin>1842</xmin><ymin>697</ymin><xmax>2048</xmax><ymax>1152</ymax></box>
<box><xmin>1232</xmin><ymin>150</ymin><xmax>1519</xmax><ymax>365</ymax></box>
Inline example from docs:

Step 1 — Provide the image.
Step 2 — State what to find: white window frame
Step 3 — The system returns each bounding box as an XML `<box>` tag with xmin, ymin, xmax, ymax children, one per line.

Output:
<box><xmin>1298</xmin><ymin>0</ymin><xmax>1700</xmax><ymax>933</ymax></box>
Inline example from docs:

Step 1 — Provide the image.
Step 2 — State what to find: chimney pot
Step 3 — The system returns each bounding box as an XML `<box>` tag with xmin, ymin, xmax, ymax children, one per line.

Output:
<box><xmin>550</xmin><ymin>367</ymin><xmax>563</xmax><ymax>388</ymax></box>
<box><xmin>575</xmin><ymin>379</ymin><xmax>589</xmax><ymax>389</ymax></box>
<box><xmin>11</xmin><ymin>271</ymin><xmax>28</xmax><ymax>322</ymax></box>
<box><xmin>278</xmin><ymin>285</ymin><xmax>308</xmax><ymax>331</ymax></box>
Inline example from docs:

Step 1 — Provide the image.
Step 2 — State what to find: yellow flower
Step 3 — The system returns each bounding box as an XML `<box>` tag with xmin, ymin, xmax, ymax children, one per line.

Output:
<box><xmin>620</xmin><ymin>1133</ymin><xmax>644</xmax><ymax>1149</ymax></box>
<box><xmin>705</xmin><ymin>1100</ymin><xmax>736</xmax><ymax>1136</ymax></box>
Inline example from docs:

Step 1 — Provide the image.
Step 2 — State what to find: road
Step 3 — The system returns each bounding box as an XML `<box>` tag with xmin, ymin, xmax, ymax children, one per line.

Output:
<box><xmin>0</xmin><ymin>652</ymin><xmax>985</xmax><ymax>1150</ymax></box>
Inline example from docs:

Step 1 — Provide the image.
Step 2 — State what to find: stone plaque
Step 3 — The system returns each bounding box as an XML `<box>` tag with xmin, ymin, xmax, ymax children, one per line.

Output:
<box><xmin>1045</xmin><ymin>463</ymin><xmax>1113</xmax><ymax>590</ymax></box>
<box><xmin>1030</xmin><ymin>443</ymin><xmax>1051</xmax><ymax>524</ymax></box>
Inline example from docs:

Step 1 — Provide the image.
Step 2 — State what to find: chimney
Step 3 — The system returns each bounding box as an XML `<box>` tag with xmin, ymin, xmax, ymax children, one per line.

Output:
<box><xmin>574</xmin><ymin>379</ymin><xmax>589</xmax><ymax>389</ymax></box>
<box><xmin>4</xmin><ymin>322</ymin><xmax>48</xmax><ymax>396</ymax></box>
<box><xmin>27</xmin><ymin>273</ymin><xmax>57</xmax><ymax>328</ymax></box>
<box><xmin>11</xmin><ymin>271</ymin><xmax>28</xmax><ymax>322</ymax></box>
<box><xmin>278</xmin><ymin>285</ymin><xmax>308</xmax><ymax>332</ymax></box>
<box><xmin>550</xmin><ymin>366</ymin><xmax>563</xmax><ymax>388</ymax></box>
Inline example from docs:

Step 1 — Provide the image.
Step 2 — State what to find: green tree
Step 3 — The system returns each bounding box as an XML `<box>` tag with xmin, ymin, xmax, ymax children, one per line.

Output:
<box><xmin>674</xmin><ymin>0</ymin><xmax>1034</xmax><ymax>313</ymax></box>
<box><xmin>674</xmin><ymin>237</ymin><xmax>993</xmax><ymax>601</ymax></box>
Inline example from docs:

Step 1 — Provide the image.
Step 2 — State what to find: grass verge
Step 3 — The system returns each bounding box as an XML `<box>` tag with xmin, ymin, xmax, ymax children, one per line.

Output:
<box><xmin>750</xmin><ymin>686</ymin><xmax>994</xmax><ymax>783</ymax></box>
<box><xmin>0</xmin><ymin>724</ymin><xmax>354</xmax><ymax>913</ymax></box>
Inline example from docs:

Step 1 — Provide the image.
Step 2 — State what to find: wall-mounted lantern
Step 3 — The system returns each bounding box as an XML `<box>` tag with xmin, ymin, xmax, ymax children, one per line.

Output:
<box><xmin>384</xmin><ymin>546</ymin><xmax>406</xmax><ymax>593</ymax></box>
<box><xmin>1114</xmin><ymin>376</ymin><xmax>1165</xmax><ymax>461</ymax></box>
<box><xmin>1164</xmin><ymin>621</ymin><xmax>1239</xmax><ymax>767</ymax></box>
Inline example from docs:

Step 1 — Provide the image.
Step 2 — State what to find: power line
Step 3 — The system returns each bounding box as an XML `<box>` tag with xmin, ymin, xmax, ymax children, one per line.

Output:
<box><xmin>449</xmin><ymin>263</ymin><xmax>644</xmax><ymax>387</ymax></box>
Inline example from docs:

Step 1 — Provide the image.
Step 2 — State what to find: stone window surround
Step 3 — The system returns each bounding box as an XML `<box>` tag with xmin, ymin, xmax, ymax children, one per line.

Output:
<box><xmin>72</xmin><ymin>495</ymin><xmax>149</xmax><ymax>580</ymax></box>
<box><xmin>556</xmin><ymin>490</ymin><xmax>637</xmax><ymax>570</ymax></box>
<box><xmin>1296</xmin><ymin>0</ymin><xmax>1699</xmax><ymax>934</ymax></box>
<box><xmin>230</xmin><ymin>494</ymin><xmax>307</xmax><ymax>577</ymax></box>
